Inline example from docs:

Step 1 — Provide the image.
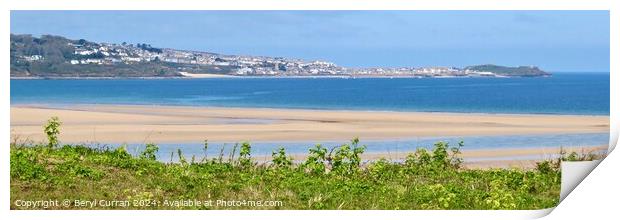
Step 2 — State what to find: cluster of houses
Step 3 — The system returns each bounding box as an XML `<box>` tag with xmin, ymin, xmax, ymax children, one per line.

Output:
<box><xmin>68</xmin><ymin>42</ymin><xmax>149</xmax><ymax>65</ymax></box>
<box><xmin>21</xmin><ymin>55</ymin><xmax>44</xmax><ymax>62</ymax></box>
<box><xmin>343</xmin><ymin>67</ymin><xmax>499</xmax><ymax>77</ymax></box>
<box><xmin>22</xmin><ymin>41</ymin><xmax>499</xmax><ymax>77</ymax></box>
<box><xmin>62</xmin><ymin>41</ymin><xmax>347</xmax><ymax>76</ymax></box>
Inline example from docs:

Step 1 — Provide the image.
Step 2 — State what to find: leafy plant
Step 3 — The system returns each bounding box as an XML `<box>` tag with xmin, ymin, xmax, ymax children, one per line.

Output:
<box><xmin>271</xmin><ymin>147</ymin><xmax>293</xmax><ymax>169</ymax></box>
<box><xmin>404</xmin><ymin>140</ymin><xmax>463</xmax><ymax>174</ymax></box>
<box><xmin>535</xmin><ymin>160</ymin><xmax>557</xmax><ymax>174</ymax></box>
<box><xmin>238</xmin><ymin>142</ymin><xmax>253</xmax><ymax>168</ymax></box>
<box><xmin>303</xmin><ymin>144</ymin><xmax>328</xmax><ymax>175</ymax></box>
<box><xmin>405</xmin><ymin>148</ymin><xmax>432</xmax><ymax>170</ymax></box>
<box><xmin>140</xmin><ymin>143</ymin><xmax>159</xmax><ymax>161</ymax></box>
<box><xmin>368</xmin><ymin>158</ymin><xmax>394</xmax><ymax>180</ymax></box>
<box><xmin>327</xmin><ymin>138</ymin><xmax>365</xmax><ymax>175</ymax></box>
<box><xmin>43</xmin><ymin>116</ymin><xmax>62</xmax><ymax>148</ymax></box>
<box><xmin>431</xmin><ymin>141</ymin><xmax>462</xmax><ymax>169</ymax></box>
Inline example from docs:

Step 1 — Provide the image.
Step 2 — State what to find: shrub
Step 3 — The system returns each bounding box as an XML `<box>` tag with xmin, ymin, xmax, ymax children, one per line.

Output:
<box><xmin>404</xmin><ymin>141</ymin><xmax>463</xmax><ymax>174</ymax></box>
<box><xmin>43</xmin><ymin>116</ymin><xmax>62</xmax><ymax>148</ymax></box>
<box><xmin>368</xmin><ymin>158</ymin><xmax>395</xmax><ymax>180</ymax></box>
<box><xmin>535</xmin><ymin>160</ymin><xmax>557</xmax><ymax>174</ymax></box>
<box><xmin>327</xmin><ymin>138</ymin><xmax>365</xmax><ymax>175</ymax></box>
<box><xmin>303</xmin><ymin>144</ymin><xmax>328</xmax><ymax>174</ymax></box>
<box><xmin>431</xmin><ymin>141</ymin><xmax>463</xmax><ymax>169</ymax></box>
<box><xmin>238</xmin><ymin>142</ymin><xmax>253</xmax><ymax>168</ymax></box>
<box><xmin>111</xmin><ymin>145</ymin><xmax>132</xmax><ymax>160</ymax></box>
<box><xmin>405</xmin><ymin>148</ymin><xmax>432</xmax><ymax>173</ymax></box>
<box><xmin>271</xmin><ymin>147</ymin><xmax>293</xmax><ymax>169</ymax></box>
<box><xmin>140</xmin><ymin>143</ymin><xmax>159</xmax><ymax>161</ymax></box>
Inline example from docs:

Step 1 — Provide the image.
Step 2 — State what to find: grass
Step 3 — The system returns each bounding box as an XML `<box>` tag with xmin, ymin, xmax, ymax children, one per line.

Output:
<box><xmin>9</xmin><ymin>117</ymin><xmax>567</xmax><ymax>210</ymax></box>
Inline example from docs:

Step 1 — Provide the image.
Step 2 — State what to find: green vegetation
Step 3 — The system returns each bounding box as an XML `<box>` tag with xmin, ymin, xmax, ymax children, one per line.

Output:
<box><xmin>43</xmin><ymin>116</ymin><xmax>61</xmax><ymax>148</ymax></box>
<box><xmin>10</xmin><ymin>117</ymin><xmax>564</xmax><ymax>210</ymax></box>
<box><xmin>465</xmin><ymin>64</ymin><xmax>550</xmax><ymax>77</ymax></box>
<box><xmin>559</xmin><ymin>147</ymin><xmax>604</xmax><ymax>162</ymax></box>
<box><xmin>10</xmin><ymin>34</ymin><xmax>209</xmax><ymax>78</ymax></box>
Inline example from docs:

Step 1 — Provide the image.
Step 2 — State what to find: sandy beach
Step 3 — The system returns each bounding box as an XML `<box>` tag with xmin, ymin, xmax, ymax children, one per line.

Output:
<box><xmin>178</xmin><ymin>72</ymin><xmax>240</xmax><ymax>78</ymax></box>
<box><xmin>10</xmin><ymin>104</ymin><xmax>610</xmax><ymax>168</ymax></box>
<box><xmin>11</xmin><ymin>104</ymin><xmax>608</xmax><ymax>143</ymax></box>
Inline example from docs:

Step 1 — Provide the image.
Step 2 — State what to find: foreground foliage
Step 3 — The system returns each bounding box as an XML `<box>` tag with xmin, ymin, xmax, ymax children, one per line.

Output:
<box><xmin>10</xmin><ymin>117</ymin><xmax>562</xmax><ymax>210</ymax></box>
<box><xmin>11</xmin><ymin>142</ymin><xmax>562</xmax><ymax>210</ymax></box>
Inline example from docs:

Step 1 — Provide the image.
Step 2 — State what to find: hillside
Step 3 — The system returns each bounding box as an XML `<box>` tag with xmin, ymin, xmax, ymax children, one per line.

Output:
<box><xmin>11</xmin><ymin>34</ymin><xmax>550</xmax><ymax>78</ymax></box>
<box><xmin>12</xmin><ymin>34</ymin><xmax>194</xmax><ymax>78</ymax></box>
<box><xmin>465</xmin><ymin>64</ymin><xmax>550</xmax><ymax>77</ymax></box>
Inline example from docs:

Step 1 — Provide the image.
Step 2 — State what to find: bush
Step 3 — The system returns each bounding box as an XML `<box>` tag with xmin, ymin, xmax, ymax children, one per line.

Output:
<box><xmin>271</xmin><ymin>147</ymin><xmax>293</xmax><ymax>169</ymax></box>
<box><xmin>303</xmin><ymin>144</ymin><xmax>328</xmax><ymax>175</ymax></box>
<box><xmin>43</xmin><ymin>116</ymin><xmax>61</xmax><ymax>148</ymax></box>
<box><xmin>368</xmin><ymin>158</ymin><xmax>395</xmax><ymax>180</ymax></box>
<box><xmin>238</xmin><ymin>142</ymin><xmax>253</xmax><ymax>168</ymax></box>
<box><xmin>140</xmin><ymin>143</ymin><xmax>159</xmax><ymax>161</ymax></box>
<box><xmin>327</xmin><ymin>138</ymin><xmax>365</xmax><ymax>175</ymax></box>
<box><xmin>404</xmin><ymin>140</ymin><xmax>463</xmax><ymax>174</ymax></box>
<box><xmin>535</xmin><ymin>160</ymin><xmax>557</xmax><ymax>174</ymax></box>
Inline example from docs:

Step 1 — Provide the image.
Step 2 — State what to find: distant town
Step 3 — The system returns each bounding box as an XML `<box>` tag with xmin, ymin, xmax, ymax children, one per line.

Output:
<box><xmin>10</xmin><ymin>34</ymin><xmax>550</xmax><ymax>78</ymax></box>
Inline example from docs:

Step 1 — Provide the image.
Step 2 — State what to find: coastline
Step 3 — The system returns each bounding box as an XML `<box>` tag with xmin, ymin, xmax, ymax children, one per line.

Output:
<box><xmin>178</xmin><ymin>72</ymin><xmax>240</xmax><ymax>78</ymax></box>
<box><xmin>9</xmin><ymin>74</ymin><xmax>555</xmax><ymax>80</ymax></box>
<box><xmin>10</xmin><ymin>104</ymin><xmax>609</xmax><ymax>144</ymax></box>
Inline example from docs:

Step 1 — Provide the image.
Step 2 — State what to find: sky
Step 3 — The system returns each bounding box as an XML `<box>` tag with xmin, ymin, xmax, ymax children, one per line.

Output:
<box><xmin>10</xmin><ymin>10</ymin><xmax>610</xmax><ymax>72</ymax></box>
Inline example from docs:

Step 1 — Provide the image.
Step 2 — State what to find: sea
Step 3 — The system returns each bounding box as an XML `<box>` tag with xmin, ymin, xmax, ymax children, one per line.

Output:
<box><xmin>10</xmin><ymin>73</ymin><xmax>611</xmax><ymax>160</ymax></box>
<box><xmin>11</xmin><ymin>73</ymin><xmax>609</xmax><ymax>115</ymax></box>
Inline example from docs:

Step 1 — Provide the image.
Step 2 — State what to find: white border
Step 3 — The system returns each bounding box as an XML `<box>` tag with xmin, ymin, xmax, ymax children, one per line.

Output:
<box><xmin>3</xmin><ymin>0</ymin><xmax>616</xmax><ymax>10</ymax></box>
<box><xmin>1</xmin><ymin>1</ymin><xmax>617</xmax><ymax>219</ymax></box>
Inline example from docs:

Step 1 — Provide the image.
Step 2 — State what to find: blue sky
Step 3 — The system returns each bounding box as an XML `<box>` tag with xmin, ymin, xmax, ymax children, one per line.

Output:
<box><xmin>10</xmin><ymin>11</ymin><xmax>609</xmax><ymax>72</ymax></box>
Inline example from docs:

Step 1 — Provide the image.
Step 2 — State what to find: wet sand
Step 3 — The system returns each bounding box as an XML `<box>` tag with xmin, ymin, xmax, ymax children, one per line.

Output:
<box><xmin>11</xmin><ymin>104</ymin><xmax>609</xmax><ymax>168</ymax></box>
<box><xmin>11</xmin><ymin>104</ymin><xmax>609</xmax><ymax>144</ymax></box>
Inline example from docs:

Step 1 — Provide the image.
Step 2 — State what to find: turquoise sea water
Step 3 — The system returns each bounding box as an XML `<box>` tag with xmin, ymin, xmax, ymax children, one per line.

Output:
<box><xmin>10</xmin><ymin>73</ymin><xmax>610</xmax><ymax>158</ymax></box>
<box><xmin>11</xmin><ymin>73</ymin><xmax>610</xmax><ymax>115</ymax></box>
